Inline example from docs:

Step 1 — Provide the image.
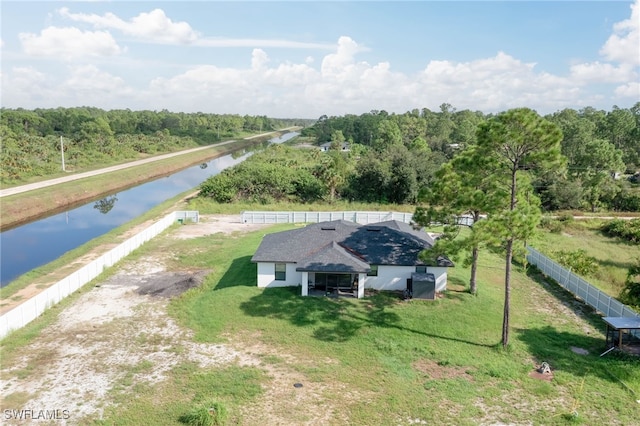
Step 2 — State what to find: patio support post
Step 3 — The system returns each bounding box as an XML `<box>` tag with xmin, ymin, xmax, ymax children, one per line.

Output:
<box><xmin>301</xmin><ymin>271</ymin><xmax>309</xmax><ymax>296</ymax></box>
<box><xmin>358</xmin><ymin>273</ymin><xmax>366</xmax><ymax>299</ymax></box>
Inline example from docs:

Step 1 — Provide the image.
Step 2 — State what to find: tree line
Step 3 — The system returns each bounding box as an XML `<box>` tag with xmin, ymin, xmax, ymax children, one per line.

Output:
<box><xmin>0</xmin><ymin>107</ymin><xmax>312</xmax><ymax>184</ymax></box>
<box><xmin>303</xmin><ymin>103</ymin><xmax>639</xmax><ymax>212</ymax></box>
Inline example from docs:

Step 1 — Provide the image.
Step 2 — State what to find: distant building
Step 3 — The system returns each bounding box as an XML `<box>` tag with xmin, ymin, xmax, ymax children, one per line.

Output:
<box><xmin>320</xmin><ymin>142</ymin><xmax>350</xmax><ymax>152</ymax></box>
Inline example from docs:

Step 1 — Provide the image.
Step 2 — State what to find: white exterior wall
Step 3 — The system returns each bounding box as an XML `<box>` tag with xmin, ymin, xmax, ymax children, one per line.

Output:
<box><xmin>364</xmin><ymin>265</ymin><xmax>449</xmax><ymax>292</ymax></box>
<box><xmin>257</xmin><ymin>262</ymin><xmax>302</xmax><ymax>288</ymax></box>
<box><xmin>256</xmin><ymin>263</ymin><xmax>449</xmax><ymax>294</ymax></box>
<box><xmin>429</xmin><ymin>267</ymin><xmax>449</xmax><ymax>293</ymax></box>
<box><xmin>364</xmin><ymin>266</ymin><xmax>414</xmax><ymax>291</ymax></box>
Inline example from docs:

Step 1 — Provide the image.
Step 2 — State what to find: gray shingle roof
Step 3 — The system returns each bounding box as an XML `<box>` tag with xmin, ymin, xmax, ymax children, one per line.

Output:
<box><xmin>296</xmin><ymin>241</ymin><xmax>370</xmax><ymax>273</ymax></box>
<box><xmin>251</xmin><ymin>220</ymin><xmax>453</xmax><ymax>271</ymax></box>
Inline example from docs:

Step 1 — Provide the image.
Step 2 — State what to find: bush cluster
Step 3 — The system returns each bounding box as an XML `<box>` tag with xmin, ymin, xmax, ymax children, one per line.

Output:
<box><xmin>552</xmin><ymin>249</ymin><xmax>599</xmax><ymax>277</ymax></box>
<box><xmin>199</xmin><ymin>145</ymin><xmax>325</xmax><ymax>204</ymax></box>
<box><xmin>600</xmin><ymin>219</ymin><xmax>640</xmax><ymax>243</ymax></box>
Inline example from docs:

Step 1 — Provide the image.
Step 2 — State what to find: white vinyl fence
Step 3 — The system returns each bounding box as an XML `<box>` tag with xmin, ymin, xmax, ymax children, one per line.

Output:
<box><xmin>241</xmin><ymin>210</ymin><xmax>414</xmax><ymax>225</ymax></box>
<box><xmin>240</xmin><ymin>210</ymin><xmax>476</xmax><ymax>226</ymax></box>
<box><xmin>527</xmin><ymin>246</ymin><xmax>639</xmax><ymax>318</ymax></box>
<box><xmin>0</xmin><ymin>211</ymin><xmax>199</xmax><ymax>339</ymax></box>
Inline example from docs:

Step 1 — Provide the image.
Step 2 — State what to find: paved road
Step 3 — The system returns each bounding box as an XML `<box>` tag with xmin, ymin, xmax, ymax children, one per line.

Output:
<box><xmin>0</xmin><ymin>129</ymin><xmax>292</xmax><ymax>198</ymax></box>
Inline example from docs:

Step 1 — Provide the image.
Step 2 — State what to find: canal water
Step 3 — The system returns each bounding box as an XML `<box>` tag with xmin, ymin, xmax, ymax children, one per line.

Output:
<box><xmin>0</xmin><ymin>132</ymin><xmax>298</xmax><ymax>287</ymax></box>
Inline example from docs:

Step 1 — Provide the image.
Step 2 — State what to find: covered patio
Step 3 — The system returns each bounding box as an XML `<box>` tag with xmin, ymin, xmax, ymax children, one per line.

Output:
<box><xmin>306</xmin><ymin>273</ymin><xmax>363</xmax><ymax>298</ymax></box>
<box><xmin>296</xmin><ymin>241</ymin><xmax>369</xmax><ymax>299</ymax></box>
<box><xmin>302</xmin><ymin>271</ymin><xmax>367</xmax><ymax>299</ymax></box>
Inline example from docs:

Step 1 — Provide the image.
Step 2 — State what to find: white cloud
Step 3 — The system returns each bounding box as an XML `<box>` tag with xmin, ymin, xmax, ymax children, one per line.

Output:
<box><xmin>615</xmin><ymin>81</ymin><xmax>640</xmax><ymax>98</ymax></box>
<box><xmin>58</xmin><ymin>7</ymin><xmax>199</xmax><ymax>44</ymax></box>
<box><xmin>2</xmin><ymin>65</ymin><xmax>134</xmax><ymax>109</ymax></box>
<box><xmin>570</xmin><ymin>62</ymin><xmax>636</xmax><ymax>83</ymax></box>
<box><xmin>195</xmin><ymin>38</ymin><xmax>334</xmax><ymax>49</ymax></box>
<box><xmin>3</xmin><ymin>27</ymin><xmax>636</xmax><ymax>117</ymax></box>
<box><xmin>63</xmin><ymin>65</ymin><xmax>131</xmax><ymax>94</ymax></box>
<box><xmin>56</xmin><ymin>7</ymin><xmax>334</xmax><ymax>50</ymax></box>
<box><xmin>599</xmin><ymin>0</ymin><xmax>640</xmax><ymax>66</ymax></box>
<box><xmin>19</xmin><ymin>26</ymin><xmax>122</xmax><ymax>60</ymax></box>
<box><xmin>141</xmin><ymin>45</ymin><xmax>597</xmax><ymax>117</ymax></box>
<box><xmin>2</xmin><ymin>67</ymin><xmax>55</xmax><ymax>104</ymax></box>
<box><xmin>251</xmin><ymin>49</ymin><xmax>270</xmax><ymax>70</ymax></box>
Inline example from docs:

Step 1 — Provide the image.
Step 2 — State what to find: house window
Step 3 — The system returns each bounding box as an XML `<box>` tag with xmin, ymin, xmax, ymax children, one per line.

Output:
<box><xmin>275</xmin><ymin>263</ymin><xmax>286</xmax><ymax>281</ymax></box>
<box><xmin>416</xmin><ymin>266</ymin><xmax>427</xmax><ymax>274</ymax></box>
<box><xmin>367</xmin><ymin>265</ymin><xmax>378</xmax><ymax>277</ymax></box>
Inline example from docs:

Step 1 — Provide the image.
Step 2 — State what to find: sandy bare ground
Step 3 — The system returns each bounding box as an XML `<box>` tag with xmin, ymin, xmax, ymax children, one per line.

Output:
<box><xmin>0</xmin><ymin>215</ymin><xmax>366</xmax><ymax>425</ymax></box>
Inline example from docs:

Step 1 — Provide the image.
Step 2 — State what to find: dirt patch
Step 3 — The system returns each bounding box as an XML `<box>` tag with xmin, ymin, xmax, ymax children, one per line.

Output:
<box><xmin>570</xmin><ymin>346</ymin><xmax>589</xmax><ymax>356</ymax></box>
<box><xmin>413</xmin><ymin>359</ymin><xmax>474</xmax><ymax>381</ymax></box>
<box><xmin>133</xmin><ymin>270</ymin><xmax>209</xmax><ymax>298</ymax></box>
<box><xmin>528</xmin><ymin>370</ymin><xmax>554</xmax><ymax>381</ymax></box>
<box><xmin>171</xmin><ymin>214</ymin><xmax>273</xmax><ymax>239</ymax></box>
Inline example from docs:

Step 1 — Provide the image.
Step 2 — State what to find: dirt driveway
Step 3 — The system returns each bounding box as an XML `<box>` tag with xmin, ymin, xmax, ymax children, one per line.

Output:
<box><xmin>0</xmin><ymin>215</ymin><xmax>349</xmax><ymax>425</ymax></box>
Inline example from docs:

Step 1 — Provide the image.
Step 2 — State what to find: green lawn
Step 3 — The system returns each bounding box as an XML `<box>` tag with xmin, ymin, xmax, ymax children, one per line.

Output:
<box><xmin>97</xmin><ymin>221</ymin><xmax>640</xmax><ymax>425</ymax></box>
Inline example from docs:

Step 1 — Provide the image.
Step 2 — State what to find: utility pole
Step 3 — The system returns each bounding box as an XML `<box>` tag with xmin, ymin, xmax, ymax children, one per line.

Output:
<box><xmin>60</xmin><ymin>135</ymin><xmax>66</xmax><ymax>171</ymax></box>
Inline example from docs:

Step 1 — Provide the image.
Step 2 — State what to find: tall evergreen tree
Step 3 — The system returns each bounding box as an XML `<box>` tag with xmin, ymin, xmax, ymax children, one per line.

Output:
<box><xmin>475</xmin><ymin>108</ymin><xmax>563</xmax><ymax>347</ymax></box>
<box><xmin>414</xmin><ymin>146</ymin><xmax>506</xmax><ymax>295</ymax></box>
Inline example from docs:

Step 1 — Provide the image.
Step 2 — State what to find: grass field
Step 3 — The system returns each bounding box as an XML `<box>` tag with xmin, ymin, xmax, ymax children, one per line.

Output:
<box><xmin>93</xmin><ymin>220</ymin><xmax>639</xmax><ymax>425</ymax></box>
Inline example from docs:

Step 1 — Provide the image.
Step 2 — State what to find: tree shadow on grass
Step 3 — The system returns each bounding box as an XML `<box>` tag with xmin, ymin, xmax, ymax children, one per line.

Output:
<box><xmin>522</xmin><ymin>266</ymin><xmax>640</xmax><ymax>386</ymax></box>
<box><xmin>240</xmin><ymin>286</ymin><xmax>494</xmax><ymax>348</ymax></box>
<box><xmin>597</xmin><ymin>258</ymin><xmax>635</xmax><ymax>272</ymax></box>
<box><xmin>516</xmin><ymin>325</ymin><xmax>638</xmax><ymax>386</ymax></box>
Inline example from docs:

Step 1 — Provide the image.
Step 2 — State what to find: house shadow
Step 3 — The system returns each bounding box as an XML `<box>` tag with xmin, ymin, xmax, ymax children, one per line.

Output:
<box><xmin>213</xmin><ymin>256</ymin><xmax>256</xmax><ymax>290</ymax></box>
<box><xmin>240</xmin><ymin>287</ymin><xmax>494</xmax><ymax>348</ymax></box>
<box><xmin>516</xmin><ymin>325</ymin><xmax>637</xmax><ymax>385</ymax></box>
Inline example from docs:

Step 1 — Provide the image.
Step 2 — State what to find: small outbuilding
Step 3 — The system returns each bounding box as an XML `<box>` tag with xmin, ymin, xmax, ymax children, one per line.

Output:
<box><xmin>601</xmin><ymin>317</ymin><xmax>640</xmax><ymax>356</ymax></box>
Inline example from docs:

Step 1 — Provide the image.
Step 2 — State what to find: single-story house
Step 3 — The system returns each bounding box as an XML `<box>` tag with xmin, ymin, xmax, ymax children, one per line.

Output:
<box><xmin>251</xmin><ymin>220</ymin><xmax>453</xmax><ymax>298</ymax></box>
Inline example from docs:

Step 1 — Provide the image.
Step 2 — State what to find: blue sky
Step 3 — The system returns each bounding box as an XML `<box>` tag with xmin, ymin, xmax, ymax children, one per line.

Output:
<box><xmin>1</xmin><ymin>1</ymin><xmax>638</xmax><ymax>118</ymax></box>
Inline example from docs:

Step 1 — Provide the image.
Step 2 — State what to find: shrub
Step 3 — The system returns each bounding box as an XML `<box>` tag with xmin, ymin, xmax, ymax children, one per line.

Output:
<box><xmin>620</xmin><ymin>261</ymin><xmax>640</xmax><ymax>309</ymax></box>
<box><xmin>600</xmin><ymin>219</ymin><xmax>640</xmax><ymax>243</ymax></box>
<box><xmin>556</xmin><ymin>213</ymin><xmax>575</xmax><ymax>223</ymax></box>
<box><xmin>179</xmin><ymin>402</ymin><xmax>228</xmax><ymax>426</ymax></box>
<box><xmin>540</xmin><ymin>217</ymin><xmax>564</xmax><ymax>234</ymax></box>
<box><xmin>552</xmin><ymin>249</ymin><xmax>599</xmax><ymax>277</ymax></box>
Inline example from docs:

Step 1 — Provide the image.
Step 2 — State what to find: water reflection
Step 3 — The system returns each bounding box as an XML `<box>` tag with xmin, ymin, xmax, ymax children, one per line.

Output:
<box><xmin>94</xmin><ymin>196</ymin><xmax>118</xmax><ymax>214</ymax></box>
<box><xmin>0</xmin><ymin>132</ymin><xmax>298</xmax><ymax>287</ymax></box>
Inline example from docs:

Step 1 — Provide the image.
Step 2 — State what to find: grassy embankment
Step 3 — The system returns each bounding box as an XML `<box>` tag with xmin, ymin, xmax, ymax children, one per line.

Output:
<box><xmin>532</xmin><ymin>217</ymin><xmax>639</xmax><ymax>298</ymax></box>
<box><xmin>0</xmin><ymin>137</ymin><xmax>266</xmax><ymax>231</ymax></box>
<box><xmin>1</xmin><ymin>197</ymin><xmax>638</xmax><ymax>424</ymax></box>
